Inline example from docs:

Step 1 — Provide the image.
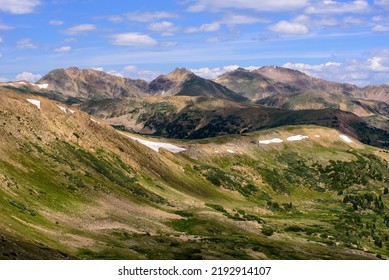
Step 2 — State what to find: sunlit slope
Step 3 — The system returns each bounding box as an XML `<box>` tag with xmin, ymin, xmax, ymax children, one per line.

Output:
<box><xmin>1</xmin><ymin>89</ymin><xmax>388</xmax><ymax>259</ymax></box>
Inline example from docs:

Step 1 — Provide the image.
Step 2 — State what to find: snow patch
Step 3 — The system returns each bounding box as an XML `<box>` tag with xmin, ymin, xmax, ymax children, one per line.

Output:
<box><xmin>258</xmin><ymin>138</ymin><xmax>283</xmax><ymax>145</ymax></box>
<box><xmin>227</xmin><ymin>149</ymin><xmax>235</xmax><ymax>154</ymax></box>
<box><xmin>118</xmin><ymin>132</ymin><xmax>186</xmax><ymax>153</ymax></box>
<box><xmin>26</xmin><ymin>99</ymin><xmax>41</xmax><ymax>110</ymax></box>
<box><xmin>18</xmin><ymin>81</ymin><xmax>27</xmax><ymax>85</ymax></box>
<box><xmin>57</xmin><ymin>105</ymin><xmax>67</xmax><ymax>113</ymax></box>
<box><xmin>339</xmin><ymin>134</ymin><xmax>352</xmax><ymax>143</ymax></box>
<box><xmin>7</xmin><ymin>83</ymin><xmax>16</xmax><ymax>87</ymax></box>
<box><xmin>69</xmin><ymin>109</ymin><xmax>75</xmax><ymax>114</ymax></box>
<box><xmin>35</xmin><ymin>83</ymin><xmax>49</xmax><ymax>89</ymax></box>
<box><xmin>90</xmin><ymin>118</ymin><xmax>100</xmax><ymax>124</ymax></box>
<box><xmin>314</xmin><ymin>135</ymin><xmax>321</xmax><ymax>138</ymax></box>
<box><xmin>287</xmin><ymin>135</ymin><xmax>309</xmax><ymax>141</ymax></box>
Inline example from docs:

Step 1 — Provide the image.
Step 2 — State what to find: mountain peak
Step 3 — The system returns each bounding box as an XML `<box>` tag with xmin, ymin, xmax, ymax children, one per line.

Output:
<box><xmin>166</xmin><ymin>67</ymin><xmax>193</xmax><ymax>80</ymax></box>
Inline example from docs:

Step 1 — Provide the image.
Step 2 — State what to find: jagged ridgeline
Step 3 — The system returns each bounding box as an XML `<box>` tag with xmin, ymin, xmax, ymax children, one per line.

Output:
<box><xmin>1</xmin><ymin>88</ymin><xmax>389</xmax><ymax>259</ymax></box>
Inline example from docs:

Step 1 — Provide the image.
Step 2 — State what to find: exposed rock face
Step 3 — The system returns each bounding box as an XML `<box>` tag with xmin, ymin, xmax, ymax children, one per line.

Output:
<box><xmin>37</xmin><ymin>67</ymin><xmax>148</xmax><ymax>101</ymax></box>
<box><xmin>215</xmin><ymin>66</ymin><xmax>364</xmax><ymax>101</ymax></box>
<box><xmin>148</xmin><ymin>68</ymin><xmax>248</xmax><ymax>102</ymax></box>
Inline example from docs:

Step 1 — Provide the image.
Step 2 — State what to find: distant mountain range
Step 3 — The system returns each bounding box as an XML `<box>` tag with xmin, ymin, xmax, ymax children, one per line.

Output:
<box><xmin>1</xmin><ymin>65</ymin><xmax>388</xmax><ymax>147</ymax></box>
<box><xmin>1</xmin><ymin>67</ymin><xmax>389</xmax><ymax>260</ymax></box>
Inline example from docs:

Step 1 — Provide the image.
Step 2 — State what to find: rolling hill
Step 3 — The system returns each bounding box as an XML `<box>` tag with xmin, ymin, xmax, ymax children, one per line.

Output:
<box><xmin>80</xmin><ymin>96</ymin><xmax>389</xmax><ymax>148</ymax></box>
<box><xmin>1</xmin><ymin>88</ymin><xmax>389</xmax><ymax>259</ymax></box>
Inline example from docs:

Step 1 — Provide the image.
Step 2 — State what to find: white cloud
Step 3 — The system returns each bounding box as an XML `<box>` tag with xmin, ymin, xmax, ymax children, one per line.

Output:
<box><xmin>0</xmin><ymin>23</ymin><xmax>14</xmax><ymax>30</ymax></box>
<box><xmin>0</xmin><ymin>0</ymin><xmax>40</xmax><ymax>14</ymax></box>
<box><xmin>16</xmin><ymin>38</ymin><xmax>37</xmax><ymax>49</ymax></box>
<box><xmin>62</xmin><ymin>24</ymin><xmax>96</xmax><ymax>35</ymax></box>
<box><xmin>187</xmin><ymin>0</ymin><xmax>308</xmax><ymax>12</ymax></box>
<box><xmin>0</xmin><ymin>76</ymin><xmax>8</xmax><ymax>82</ymax></box>
<box><xmin>375</xmin><ymin>0</ymin><xmax>389</xmax><ymax>8</ymax></box>
<box><xmin>185</xmin><ymin>22</ymin><xmax>220</xmax><ymax>33</ymax></box>
<box><xmin>124</xmin><ymin>11</ymin><xmax>177</xmax><ymax>22</ymax></box>
<box><xmin>110</xmin><ymin>32</ymin><xmax>157</xmax><ymax>47</ymax></box>
<box><xmin>49</xmin><ymin>20</ymin><xmax>64</xmax><ymax>26</ymax></box>
<box><xmin>160</xmin><ymin>41</ymin><xmax>178</xmax><ymax>47</ymax></box>
<box><xmin>103</xmin><ymin>66</ymin><xmax>160</xmax><ymax>81</ymax></box>
<box><xmin>64</xmin><ymin>37</ymin><xmax>77</xmax><ymax>43</ymax></box>
<box><xmin>283</xmin><ymin>52</ymin><xmax>389</xmax><ymax>86</ymax></box>
<box><xmin>221</xmin><ymin>14</ymin><xmax>268</xmax><ymax>25</ymax></box>
<box><xmin>54</xmin><ymin>46</ymin><xmax>71</xmax><ymax>53</ymax></box>
<box><xmin>368</xmin><ymin>56</ymin><xmax>389</xmax><ymax>72</ymax></box>
<box><xmin>283</xmin><ymin>62</ymin><xmax>343</xmax><ymax>74</ymax></box>
<box><xmin>268</xmin><ymin>20</ymin><xmax>309</xmax><ymax>34</ymax></box>
<box><xmin>16</xmin><ymin>72</ymin><xmax>42</xmax><ymax>83</ymax></box>
<box><xmin>190</xmin><ymin>65</ymin><xmax>263</xmax><ymax>79</ymax></box>
<box><xmin>92</xmin><ymin>67</ymin><xmax>104</xmax><ymax>71</ymax></box>
<box><xmin>372</xmin><ymin>25</ymin><xmax>389</xmax><ymax>32</ymax></box>
<box><xmin>107</xmin><ymin>70</ymin><xmax>124</xmax><ymax>78</ymax></box>
<box><xmin>123</xmin><ymin>65</ymin><xmax>137</xmax><ymax>72</ymax></box>
<box><xmin>122</xmin><ymin>66</ymin><xmax>160</xmax><ymax>81</ymax></box>
<box><xmin>148</xmin><ymin>21</ymin><xmax>178</xmax><ymax>36</ymax></box>
<box><xmin>305</xmin><ymin>0</ymin><xmax>369</xmax><ymax>14</ymax></box>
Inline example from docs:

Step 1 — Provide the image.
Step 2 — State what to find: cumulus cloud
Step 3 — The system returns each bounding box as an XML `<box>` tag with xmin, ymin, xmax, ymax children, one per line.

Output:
<box><xmin>305</xmin><ymin>0</ymin><xmax>369</xmax><ymax>14</ymax></box>
<box><xmin>368</xmin><ymin>56</ymin><xmax>389</xmax><ymax>72</ymax></box>
<box><xmin>15</xmin><ymin>72</ymin><xmax>42</xmax><ymax>83</ymax></box>
<box><xmin>110</xmin><ymin>32</ymin><xmax>157</xmax><ymax>47</ymax></box>
<box><xmin>187</xmin><ymin>0</ymin><xmax>308</xmax><ymax>12</ymax></box>
<box><xmin>54</xmin><ymin>46</ymin><xmax>71</xmax><ymax>53</ymax></box>
<box><xmin>268</xmin><ymin>20</ymin><xmax>309</xmax><ymax>34</ymax></box>
<box><xmin>148</xmin><ymin>21</ymin><xmax>178</xmax><ymax>36</ymax></box>
<box><xmin>221</xmin><ymin>14</ymin><xmax>268</xmax><ymax>25</ymax></box>
<box><xmin>49</xmin><ymin>20</ymin><xmax>64</xmax><ymax>26</ymax></box>
<box><xmin>103</xmin><ymin>65</ymin><xmax>160</xmax><ymax>81</ymax></box>
<box><xmin>124</xmin><ymin>11</ymin><xmax>177</xmax><ymax>22</ymax></box>
<box><xmin>185</xmin><ymin>22</ymin><xmax>220</xmax><ymax>33</ymax></box>
<box><xmin>107</xmin><ymin>70</ymin><xmax>124</xmax><ymax>78</ymax></box>
<box><xmin>0</xmin><ymin>0</ymin><xmax>41</xmax><ymax>14</ymax></box>
<box><xmin>122</xmin><ymin>66</ymin><xmax>160</xmax><ymax>81</ymax></box>
<box><xmin>190</xmin><ymin>65</ymin><xmax>260</xmax><ymax>79</ymax></box>
<box><xmin>283</xmin><ymin>52</ymin><xmax>389</xmax><ymax>86</ymax></box>
<box><xmin>16</xmin><ymin>38</ymin><xmax>37</xmax><ymax>49</ymax></box>
<box><xmin>62</xmin><ymin>24</ymin><xmax>96</xmax><ymax>35</ymax></box>
<box><xmin>372</xmin><ymin>25</ymin><xmax>389</xmax><ymax>32</ymax></box>
<box><xmin>375</xmin><ymin>0</ymin><xmax>389</xmax><ymax>8</ymax></box>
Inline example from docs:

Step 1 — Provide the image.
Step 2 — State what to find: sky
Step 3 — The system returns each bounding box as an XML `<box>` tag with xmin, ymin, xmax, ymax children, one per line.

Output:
<box><xmin>0</xmin><ymin>0</ymin><xmax>389</xmax><ymax>86</ymax></box>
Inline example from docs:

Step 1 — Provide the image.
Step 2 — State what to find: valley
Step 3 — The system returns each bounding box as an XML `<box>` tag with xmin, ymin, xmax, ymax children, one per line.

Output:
<box><xmin>1</xmin><ymin>87</ymin><xmax>389</xmax><ymax>259</ymax></box>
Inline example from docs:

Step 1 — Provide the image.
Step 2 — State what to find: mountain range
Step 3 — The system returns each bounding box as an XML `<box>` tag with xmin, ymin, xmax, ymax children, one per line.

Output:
<box><xmin>1</xmin><ymin>65</ymin><xmax>389</xmax><ymax>259</ymax></box>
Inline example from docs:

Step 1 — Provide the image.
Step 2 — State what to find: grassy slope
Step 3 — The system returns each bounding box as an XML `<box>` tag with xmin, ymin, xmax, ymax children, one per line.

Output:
<box><xmin>1</xmin><ymin>89</ymin><xmax>388</xmax><ymax>259</ymax></box>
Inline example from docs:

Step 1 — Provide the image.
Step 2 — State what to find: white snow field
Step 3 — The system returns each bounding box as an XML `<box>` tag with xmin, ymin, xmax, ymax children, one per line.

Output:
<box><xmin>287</xmin><ymin>135</ymin><xmax>309</xmax><ymax>141</ymax></box>
<box><xmin>258</xmin><ymin>138</ymin><xmax>283</xmax><ymax>144</ymax></box>
<box><xmin>339</xmin><ymin>134</ymin><xmax>353</xmax><ymax>143</ymax></box>
<box><xmin>90</xmin><ymin>118</ymin><xmax>100</xmax><ymax>124</ymax></box>
<box><xmin>118</xmin><ymin>132</ymin><xmax>186</xmax><ymax>153</ymax></box>
<box><xmin>26</xmin><ymin>99</ymin><xmax>41</xmax><ymax>110</ymax></box>
<box><xmin>35</xmin><ymin>84</ymin><xmax>49</xmax><ymax>89</ymax></box>
<box><xmin>57</xmin><ymin>105</ymin><xmax>67</xmax><ymax>113</ymax></box>
<box><xmin>227</xmin><ymin>149</ymin><xmax>235</xmax><ymax>154</ymax></box>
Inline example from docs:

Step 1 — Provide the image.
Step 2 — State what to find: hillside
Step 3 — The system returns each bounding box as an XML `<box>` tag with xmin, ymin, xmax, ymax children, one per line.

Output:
<box><xmin>148</xmin><ymin>68</ymin><xmax>247</xmax><ymax>102</ymax></box>
<box><xmin>36</xmin><ymin>67</ymin><xmax>148</xmax><ymax>102</ymax></box>
<box><xmin>80</xmin><ymin>96</ymin><xmax>389</xmax><ymax>148</ymax></box>
<box><xmin>1</xmin><ymin>88</ymin><xmax>389</xmax><ymax>259</ymax></box>
<box><xmin>215</xmin><ymin>66</ymin><xmax>361</xmax><ymax>101</ymax></box>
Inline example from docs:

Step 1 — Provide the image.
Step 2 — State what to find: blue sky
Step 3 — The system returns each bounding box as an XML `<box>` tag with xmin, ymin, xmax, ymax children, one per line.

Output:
<box><xmin>0</xmin><ymin>0</ymin><xmax>389</xmax><ymax>86</ymax></box>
